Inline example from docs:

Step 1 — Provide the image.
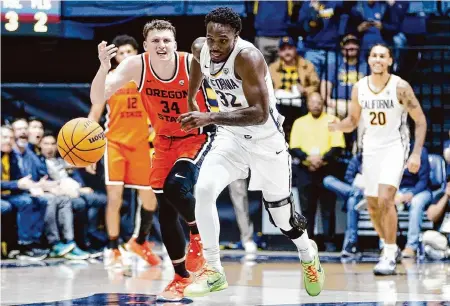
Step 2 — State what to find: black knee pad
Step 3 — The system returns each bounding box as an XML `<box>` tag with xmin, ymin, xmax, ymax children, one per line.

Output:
<box><xmin>263</xmin><ymin>194</ymin><xmax>307</xmax><ymax>239</ymax></box>
<box><xmin>163</xmin><ymin>161</ymin><xmax>198</xmax><ymax>199</ymax></box>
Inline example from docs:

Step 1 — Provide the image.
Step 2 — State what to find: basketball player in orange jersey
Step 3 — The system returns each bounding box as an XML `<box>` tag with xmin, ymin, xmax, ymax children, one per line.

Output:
<box><xmin>90</xmin><ymin>20</ymin><xmax>213</xmax><ymax>301</ymax></box>
<box><xmin>87</xmin><ymin>35</ymin><xmax>160</xmax><ymax>269</ymax></box>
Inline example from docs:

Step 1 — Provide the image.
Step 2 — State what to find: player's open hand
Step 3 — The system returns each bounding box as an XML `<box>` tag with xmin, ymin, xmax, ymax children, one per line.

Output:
<box><xmin>178</xmin><ymin>111</ymin><xmax>211</xmax><ymax>132</ymax></box>
<box><xmin>98</xmin><ymin>41</ymin><xmax>118</xmax><ymax>71</ymax></box>
<box><xmin>406</xmin><ymin>153</ymin><xmax>421</xmax><ymax>174</ymax></box>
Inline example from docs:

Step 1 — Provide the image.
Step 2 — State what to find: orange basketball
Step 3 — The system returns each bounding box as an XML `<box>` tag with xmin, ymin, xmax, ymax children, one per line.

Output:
<box><xmin>57</xmin><ymin>117</ymin><xmax>106</xmax><ymax>167</ymax></box>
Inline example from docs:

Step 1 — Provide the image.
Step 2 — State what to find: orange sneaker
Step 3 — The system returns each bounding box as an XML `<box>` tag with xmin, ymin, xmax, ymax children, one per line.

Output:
<box><xmin>158</xmin><ymin>273</ymin><xmax>193</xmax><ymax>301</ymax></box>
<box><xmin>186</xmin><ymin>233</ymin><xmax>206</xmax><ymax>272</ymax></box>
<box><xmin>126</xmin><ymin>238</ymin><xmax>161</xmax><ymax>266</ymax></box>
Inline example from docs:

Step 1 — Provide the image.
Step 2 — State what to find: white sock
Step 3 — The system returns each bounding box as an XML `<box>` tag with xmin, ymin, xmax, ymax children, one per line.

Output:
<box><xmin>267</xmin><ymin>205</ymin><xmax>315</xmax><ymax>262</ymax></box>
<box><xmin>384</xmin><ymin>244</ymin><xmax>398</xmax><ymax>259</ymax></box>
<box><xmin>293</xmin><ymin>232</ymin><xmax>315</xmax><ymax>263</ymax></box>
<box><xmin>380</xmin><ymin>238</ymin><xmax>386</xmax><ymax>250</ymax></box>
<box><xmin>204</xmin><ymin>247</ymin><xmax>223</xmax><ymax>271</ymax></box>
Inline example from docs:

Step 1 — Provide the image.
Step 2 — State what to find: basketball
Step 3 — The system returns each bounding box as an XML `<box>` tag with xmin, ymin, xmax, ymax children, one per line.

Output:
<box><xmin>57</xmin><ymin>117</ymin><xmax>106</xmax><ymax>167</ymax></box>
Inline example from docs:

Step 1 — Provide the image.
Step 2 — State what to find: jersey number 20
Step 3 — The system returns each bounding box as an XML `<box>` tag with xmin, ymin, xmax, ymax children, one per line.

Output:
<box><xmin>370</xmin><ymin>111</ymin><xmax>386</xmax><ymax>125</ymax></box>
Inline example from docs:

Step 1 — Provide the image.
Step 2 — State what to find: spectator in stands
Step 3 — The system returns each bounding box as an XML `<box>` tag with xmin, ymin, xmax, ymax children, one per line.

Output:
<box><xmin>444</xmin><ymin>131</ymin><xmax>450</xmax><ymax>173</ymax></box>
<box><xmin>290</xmin><ymin>92</ymin><xmax>345</xmax><ymax>249</ymax></box>
<box><xmin>423</xmin><ymin>181</ymin><xmax>450</xmax><ymax>260</ymax></box>
<box><xmin>269</xmin><ymin>36</ymin><xmax>319</xmax><ymax>100</ymax></box>
<box><xmin>321</xmin><ymin>34</ymin><xmax>368</xmax><ymax>119</ymax></box>
<box><xmin>298</xmin><ymin>0</ymin><xmax>346</xmax><ymax>78</ymax></box>
<box><xmin>252</xmin><ymin>1</ymin><xmax>298</xmax><ymax>63</ymax></box>
<box><xmin>40</xmin><ymin>132</ymin><xmax>105</xmax><ymax>258</ymax></box>
<box><xmin>396</xmin><ymin>145</ymin><xmax>432</xmax><ymax>258</ymax></box>
<box><xmin>1</xmin><ymin>124</ymin><xmax>48</xmax><ymax>260</ymax></box>
<box><xmin>12</xmin><ymin>118</ymin><xmax>83</xmax><ymax>259</ymax></box>
<box><xmin>350</xmin><ymin>0</ymin><xmax>408</xmax><ymax>68</ymax></box>
<box><xmin>27</xmin><ymin>117</ymin><xmax>44</xmax><ymax>157</ymax></box>
<box><xmin>323</xmin><ymin>152</ymin><xmax>364</xmax><ymax>257</ymax></box>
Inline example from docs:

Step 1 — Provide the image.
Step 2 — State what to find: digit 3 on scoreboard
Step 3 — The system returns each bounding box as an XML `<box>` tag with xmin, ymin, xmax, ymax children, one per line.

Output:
<box><xmin>1</xmin><ymin>0</ymin><xmax>61</xmax><ymax>36</ymax></box>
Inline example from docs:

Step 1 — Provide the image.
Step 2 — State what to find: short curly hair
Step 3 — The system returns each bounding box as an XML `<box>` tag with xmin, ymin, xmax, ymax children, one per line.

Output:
<box><xmin>112</xmin><ymin>35</ymin><xmax>139</xmax><ymax>50</ymax></box>
<box><xmin>204</xmin><ymin>7</ymin><xmax>242</xmax><ymax>34</ymax></box>
<box><xmin>143</xmin><ymin>19</ymin><xmax>176</xmax><ymax>40</ymax></box>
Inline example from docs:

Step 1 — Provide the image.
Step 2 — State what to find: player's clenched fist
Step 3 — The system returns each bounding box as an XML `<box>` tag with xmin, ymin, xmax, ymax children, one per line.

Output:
<box><xmin>97</xmin><ymin>41</ymin><xmax>118</xmax><ymax>71</ymax></box>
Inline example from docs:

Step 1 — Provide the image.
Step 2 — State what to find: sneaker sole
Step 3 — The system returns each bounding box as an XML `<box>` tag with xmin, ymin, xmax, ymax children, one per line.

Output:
<box><xmin>55</xmin><ymin>244</ymin><xmax>76</xmax><ymax>257</ymax></box>
<box><xmin>17</xmin><ymin>254</ymin><xmax>47</xmax><ymax>261</ymax></box>
<box><xmin>184</xmin><ymin>281</ymin><xmax>229</xmax><ymax>297</ymax></box>
<box><xmin>373</xmin><ymin>269</ymin><xmax>397</xmax><ymax>276</ymax></box>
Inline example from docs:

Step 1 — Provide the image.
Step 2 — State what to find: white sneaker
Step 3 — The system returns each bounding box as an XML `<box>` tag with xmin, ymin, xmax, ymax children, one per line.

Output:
<box><xmin>373</xmin><ymin>256</ymin><xmax>397</xmax><ymax>275</ymax></box>
<box><xmin>244</xmin><ymin>241</ymin><xmax>257</xmax><ymax>261</ymax></box>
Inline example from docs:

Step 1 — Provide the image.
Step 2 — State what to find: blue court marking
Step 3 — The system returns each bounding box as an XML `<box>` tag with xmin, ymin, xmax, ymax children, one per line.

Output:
<box><xmin>13</xmin><ymin>294</ymin><xmax>449</xmax><ymax>306</ymax></box>
<box><xmin>15</xmin><ymin>293</ymin><xmax>193</xmax><ymax>306</ymax></box>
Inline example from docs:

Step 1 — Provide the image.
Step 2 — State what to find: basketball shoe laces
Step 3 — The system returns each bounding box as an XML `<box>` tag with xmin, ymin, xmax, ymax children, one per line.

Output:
<box><xmin>165</xmin><ymin>278</ymin><xmax>184</xmax><ymax>295</ymax></box>
<box><xmin>196</xmin><ymin>266</ymin><xmax>218</xmax><ymax>281</ymax></box>
<box><xmin>305</xmin><ymin>265</ymin><xmax>319</xmax><ymax>283</ymax></box>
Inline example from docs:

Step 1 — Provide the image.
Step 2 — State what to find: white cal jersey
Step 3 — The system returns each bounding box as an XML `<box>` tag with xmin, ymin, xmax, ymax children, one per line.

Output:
<box><xmin>200</xmin><ymin>37</ymin><xmax>283</xmax><ymax>139</ymax></box>
<box><xmin>358</xmin><ymin>74</ymin><xmax>410</xmax><ymax>151</ymax></box>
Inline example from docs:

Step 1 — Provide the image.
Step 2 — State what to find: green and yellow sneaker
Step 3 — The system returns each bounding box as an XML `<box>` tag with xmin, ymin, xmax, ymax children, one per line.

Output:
<box><xmin>184</xmin><ymin>264</ymin><xmax>228</xmax><ymax>297</ymax></box>
<box><xmin>301</xmin><ymin>240</ymin><xmax>325</xmax><ymax>296</ymax></box>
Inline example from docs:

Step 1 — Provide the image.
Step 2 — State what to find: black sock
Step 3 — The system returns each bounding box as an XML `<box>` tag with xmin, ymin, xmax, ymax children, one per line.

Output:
<box><xmin>136</xmin><ymin>208</ymin><xmax>154</xmax><ymax>244</ymax></box>
<box><xmin>173</xmin><ymin>261</ymin><xmax>190</xmax><ymax>278</ymax></box>
<box><xmin>108</xmin><ymin>237</ymin><xmax>119</xmax><ymax>250</ymax></box>
<box><xmin>188</xmin><ymin>222</ymin><xmax>199</xmax><ymax>235</ymax></box>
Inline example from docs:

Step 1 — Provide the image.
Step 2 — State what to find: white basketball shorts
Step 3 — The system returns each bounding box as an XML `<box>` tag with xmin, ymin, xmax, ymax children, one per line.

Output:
<box><xmin>362</xmin><ymin>142</ymin><xmax>409</xmax><ymax>197</ymax></box>
<box><xmin>206</xmin><ymin>127</ymin><xmax>291</xmax><ymax>200</ymax></box>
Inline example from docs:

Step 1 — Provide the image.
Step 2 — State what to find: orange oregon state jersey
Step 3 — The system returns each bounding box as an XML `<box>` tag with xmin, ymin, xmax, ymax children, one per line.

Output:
<box><xmin>138</xmin><ymin>51</ymin><xmax>210</xmax><ymax>137</ymax></box>
<box><xmin>105</xmin><ymin>73</ymin><xmax>150</xmax><ymax>147</ymax></box>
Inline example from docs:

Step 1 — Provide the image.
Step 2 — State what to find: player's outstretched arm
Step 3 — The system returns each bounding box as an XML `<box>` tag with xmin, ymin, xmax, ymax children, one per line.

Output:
<box><xmin>328</xmin><ymin>84</ymin><xmax>361</xmax><ymax>133</ymax></box>
<box><xmin>187</xmin><ymin>37</ymin><xmax>206</xmax><ymax>111</ymax></box>
<box><xmin>209</xmin><ymin>48</ymin><xmax>269</xmax><ymax>126</ymax></box>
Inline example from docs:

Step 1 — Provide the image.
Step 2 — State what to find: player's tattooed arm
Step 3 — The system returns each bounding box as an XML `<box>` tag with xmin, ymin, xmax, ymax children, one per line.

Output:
<box><xmin>397</xmin><ymin>79</ymin><xmax>427</xmax><ymax>156</ymax></box>
<box><xmin>187</xmin><ymin>37</ymin><xmax>206</xmax><ymax>111</ymax></box>
<box><xmin>209</xmin><ymin>47</ymin><xmax>269</xmax><ymax>126</ymax></box>
<box><xmin>328</xmin><ymin>84</ymin><xmax>361</xmax><ymax>133</ymax></box>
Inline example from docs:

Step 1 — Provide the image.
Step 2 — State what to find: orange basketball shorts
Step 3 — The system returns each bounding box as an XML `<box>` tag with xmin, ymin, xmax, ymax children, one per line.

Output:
<box><xmin>150</xmin><ymin>134</ymin><xmax>213</xmax><ymax>192</ymax></box>
<box><xmin>105</xmin><ymin>140</ymin><xmax>151</xmax><ymax>189</ymax></box>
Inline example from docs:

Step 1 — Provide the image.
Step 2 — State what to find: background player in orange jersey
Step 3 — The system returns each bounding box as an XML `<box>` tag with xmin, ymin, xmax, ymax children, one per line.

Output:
<box><xmin>87</xmin><ymin>35</ymin><xmax>160</xmax><ymax>269</ymax></box>
<box><xmin>91</xmin><ymin>21</ymin><xmax>214</xmax><ymax>302</ymax></box>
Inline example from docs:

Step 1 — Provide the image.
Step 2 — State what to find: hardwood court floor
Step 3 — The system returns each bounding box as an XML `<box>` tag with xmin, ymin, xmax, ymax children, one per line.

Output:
<box><xmin>1</xmin><ymin>251</ymin><xmax>449</xmax><ymax>305</ymax></box>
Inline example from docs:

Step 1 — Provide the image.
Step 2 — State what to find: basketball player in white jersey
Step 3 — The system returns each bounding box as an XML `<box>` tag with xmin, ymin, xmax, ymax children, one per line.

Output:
<box><xmin>329</xmin><ymin>44</ymin><xmax>427</xmax><ymax>275</ymax></box>
<box><xmin>178</xmin><ymin>7</ymin><xmax>324</xmax><ymax>297</ymax></box>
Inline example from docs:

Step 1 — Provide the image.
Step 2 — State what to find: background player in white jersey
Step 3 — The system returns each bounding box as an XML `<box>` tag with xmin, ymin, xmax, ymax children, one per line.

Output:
<box><xmin>178</xmin><ymin>7</ymin><xmax>324</xmax><ymax>297</ymax></box>
<box><xmin>329</xmin><ymin>44</ymin><xmax>427</xmax><ymax>275</ymax></box>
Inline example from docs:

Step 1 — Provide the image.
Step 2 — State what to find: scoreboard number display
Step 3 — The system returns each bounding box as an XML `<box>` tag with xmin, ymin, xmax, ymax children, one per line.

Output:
<box><xmin>1</xmin><ymin>0</ymin><xmax>61</xmax><ymax>36</ymax></box>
